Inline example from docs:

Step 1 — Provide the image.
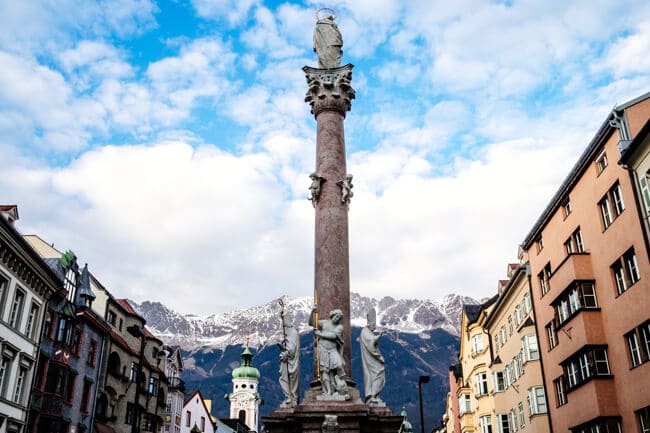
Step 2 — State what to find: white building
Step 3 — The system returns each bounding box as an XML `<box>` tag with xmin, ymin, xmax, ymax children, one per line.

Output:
<box><xmin>0</xmin><ymin>206</ymin><xmax>60</xmax><ymax>433</ymax></box>
<box><xmin>161</xmin><ymin>345</ymin><xmax>185</xmax><ymax>433</ymax></box>
<box><xmin>180</xmin><ymin>390</ymin><xmax>215</xmax><ymax>433</ymax></box>
<box><xmin>226</xmin><ymin>347</ymin><xmax>260</xmax><ymax>433</ymax></box>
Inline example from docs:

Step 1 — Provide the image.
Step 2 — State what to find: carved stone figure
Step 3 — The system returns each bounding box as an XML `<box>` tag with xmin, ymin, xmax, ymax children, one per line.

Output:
<box><xmin>278</xmin><ymin>312</ymin><xmax>300</xmax><ymax>406</ymax></box>
<box><xmin>360</xmin><ymin>308</ymin><xmax>385</xmax><ymax>404</ymax></box>
<box><xmin>321</xmin><ymin>415</ymin><xmax>340</xmax><ymax>433</ymax></box>
<box><xmin>313</xmin><ymin>11</ymin><xmax>343</xmax><ymax>69</ymax></box>
<box><xmin>309</xmin><ymin>307</ymin><xmax>349</xmax><ymax>399</ymax></box>
<box><xmin>308</xmin><ymin>173</ymin><xmax>325</xmax><ymax>207</ymax></box>
<box><xmin>336</xmin><ymin>174</ymin><xmax>353</xmax><ymax>205</ymax></box>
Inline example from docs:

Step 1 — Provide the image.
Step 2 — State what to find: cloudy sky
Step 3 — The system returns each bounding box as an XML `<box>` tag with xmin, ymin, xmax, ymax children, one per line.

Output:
<box><xmin>1</xmin><ymin>0</ymin><xmax>649</xmax><ymax>315</ymax></box>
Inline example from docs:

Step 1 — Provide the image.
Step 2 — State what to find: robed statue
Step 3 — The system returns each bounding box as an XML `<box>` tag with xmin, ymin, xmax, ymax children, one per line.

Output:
<box><xmin>313</xmin><ymin>9</ymin><xmax>343</xmax><ymax>69</ymax></box>
<box><xmin>278</xmin><ymin>311</ymin><xmax>300</xmax><ymax>406</ymax></box>
<box><xmin>309</xmin><ymin>307</ymin><xmax>349</xmax><ymax>398</ymax></box>
<box><xmin>360</xmin><ymin>308</ymin><xmax>385</xmax><ymax>404</ymax></box>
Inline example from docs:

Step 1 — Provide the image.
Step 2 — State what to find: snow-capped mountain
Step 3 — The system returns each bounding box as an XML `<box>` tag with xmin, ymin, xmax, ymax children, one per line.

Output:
<box><xmin>129</xmin><ymin>292</ymin><xmax>478</xmax><ymax>350</ymax></box>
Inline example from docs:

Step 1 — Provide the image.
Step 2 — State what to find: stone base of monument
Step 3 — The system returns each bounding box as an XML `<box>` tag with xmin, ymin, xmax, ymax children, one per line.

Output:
<box><xmin>262</xmin><ymin>389</ymin><xmax>402</xmax><ymax>433</ymax></box>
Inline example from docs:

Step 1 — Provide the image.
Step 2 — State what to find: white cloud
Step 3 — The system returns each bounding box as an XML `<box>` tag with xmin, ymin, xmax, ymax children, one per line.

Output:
<box><xmin>598</xmin><ymin>21</ymin><xmax>650</xmax><ymax>78</ymax></box>
<box><xmin>191</xmin><ymin>0</ymin><xmax>259</xmax><ymax>25</ymax></box>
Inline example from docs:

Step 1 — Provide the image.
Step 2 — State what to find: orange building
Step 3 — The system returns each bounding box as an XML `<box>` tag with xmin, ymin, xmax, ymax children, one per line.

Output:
<box><xmin>521</xmin><ymin>92</ymin><xmax>650</xmax><ymax>433</ymax></box>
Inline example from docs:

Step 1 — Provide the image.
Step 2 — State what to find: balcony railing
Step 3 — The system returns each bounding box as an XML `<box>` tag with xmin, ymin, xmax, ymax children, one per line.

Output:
<box><xmin>168</xmin><ymin>377</ymin><xmax>185</xmax><ymax>393</ymax></box>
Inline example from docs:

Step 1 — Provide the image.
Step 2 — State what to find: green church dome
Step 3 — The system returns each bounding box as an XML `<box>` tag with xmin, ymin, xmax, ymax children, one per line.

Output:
<box><xmin>232</xmin><ymin>347</ymin><xmax>260</xmax><ymax>380</ymax></box>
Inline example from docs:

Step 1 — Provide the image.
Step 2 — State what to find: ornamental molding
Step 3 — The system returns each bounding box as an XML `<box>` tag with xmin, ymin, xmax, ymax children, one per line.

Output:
<box><xmin>303</xmin><ymin>64</ymin><xmax>355</xmax><ymax>118</ymax></box>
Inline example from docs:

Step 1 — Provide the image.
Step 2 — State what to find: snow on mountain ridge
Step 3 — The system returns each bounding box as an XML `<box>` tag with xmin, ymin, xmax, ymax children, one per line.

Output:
<box><xmin>129</xmin><ymin>292</ymin><xmax>479</xmax><ymax>350</ymax></box>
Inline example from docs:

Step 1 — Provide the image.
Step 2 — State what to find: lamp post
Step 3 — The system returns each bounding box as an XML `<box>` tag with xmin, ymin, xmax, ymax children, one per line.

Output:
<box><xmin>128</xmin><ymin>325</ymin><xmax>146</xmax><ymax>433</ymax></box>
<box><xmin>418</xmin><ymin>375</ymin><xmax>430</xmax><ymax>433</ymax></box>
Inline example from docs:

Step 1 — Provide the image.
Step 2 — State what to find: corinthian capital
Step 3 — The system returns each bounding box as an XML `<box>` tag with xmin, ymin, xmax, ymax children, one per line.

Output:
<box><xmin>303</xmin><ymin>64</ymin><xmax>355</xmax><ymax>118</ymax></box>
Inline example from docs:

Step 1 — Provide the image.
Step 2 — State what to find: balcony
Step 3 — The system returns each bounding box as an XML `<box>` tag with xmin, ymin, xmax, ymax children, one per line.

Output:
<box><xmin>549</xmin><ymin>253</ymin><xmax>593</xmax><ymax>292</ymax></box>
<box><xmin>168</xmin><ymin>377</ymin><xmax>185</xmax><ymax>393</ymax></box>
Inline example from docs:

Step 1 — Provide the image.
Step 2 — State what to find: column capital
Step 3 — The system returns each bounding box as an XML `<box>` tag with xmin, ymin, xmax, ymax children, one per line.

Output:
<box><xmin>303</xmin><ymin>64</ymin><xmax>355</xmax><ymax>118</ymax></box>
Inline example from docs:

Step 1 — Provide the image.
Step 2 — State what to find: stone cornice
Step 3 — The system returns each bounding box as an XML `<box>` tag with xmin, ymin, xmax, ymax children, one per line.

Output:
<box><xmin>303</xmin><ymin>64</ymin><xmax>355</xmax><ymax>118</ymax></box>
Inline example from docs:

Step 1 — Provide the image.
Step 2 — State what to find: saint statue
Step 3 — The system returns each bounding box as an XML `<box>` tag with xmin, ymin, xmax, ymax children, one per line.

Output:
<box><xmin>309</xmin><ymin>307</ymin><xmax>349</xmax><ymax>398</ymax></box>
<box><xmin>278</xmin><ymin>311</ymin><xmax>300</xmax><ymax>406</ymax></box>
<box><xmin>313</xmin><ymin>10</ymin><xmax>343</xmax><ymax>69</ymax></box>
<box><xmin>360</xmin><ymin>308</ymin><xmax>385</xmax><ymax>404</ymax></box>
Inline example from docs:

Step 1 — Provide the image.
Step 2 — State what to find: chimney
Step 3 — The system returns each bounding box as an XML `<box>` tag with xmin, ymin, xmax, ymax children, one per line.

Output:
<box><xmin>0</xmin><ymin>205</ymin><xmax>19</xmax><ymax>226</ymax></box>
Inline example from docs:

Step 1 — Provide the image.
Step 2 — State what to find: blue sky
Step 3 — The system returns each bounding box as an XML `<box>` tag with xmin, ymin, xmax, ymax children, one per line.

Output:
<box><xmin>1</xmin><ymin>0</ymin><xmax>649</xmax><ymax>314</ymax></box>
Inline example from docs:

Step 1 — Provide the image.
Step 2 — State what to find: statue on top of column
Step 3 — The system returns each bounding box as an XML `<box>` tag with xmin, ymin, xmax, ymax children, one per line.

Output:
<box><xmin>313</xmin><ymin>9</ymin><xmax>343</xmax><ymax>69</ymax></box>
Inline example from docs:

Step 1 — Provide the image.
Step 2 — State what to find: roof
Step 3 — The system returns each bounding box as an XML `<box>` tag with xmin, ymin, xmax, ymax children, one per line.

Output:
<box><xmin>463</xmin><ymin>295</ymin><xmax>497</xmax><ymax>325</ymax></box>
<box><xmin>522</xmin><ymin>91</ymin><xmax>650</xmax><ymax>249</ymax></box>
<box><xmin>484</xmin><ymin>263</ymin><xmax>529</xmax><ymax>328</ymax></box>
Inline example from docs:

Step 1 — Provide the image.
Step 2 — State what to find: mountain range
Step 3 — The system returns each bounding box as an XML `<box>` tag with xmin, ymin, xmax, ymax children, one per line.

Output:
<box><xmin>129</xmin><ymin>293</ymin><xmax>479</xmax><ymax>432</ymax></box>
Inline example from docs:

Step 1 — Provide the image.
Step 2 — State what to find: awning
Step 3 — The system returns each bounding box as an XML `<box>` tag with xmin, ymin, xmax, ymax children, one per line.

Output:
<box><xmin>94</xmin><ymin>422</ymin><xmax>117</xmax><ymax>433</ymax></box>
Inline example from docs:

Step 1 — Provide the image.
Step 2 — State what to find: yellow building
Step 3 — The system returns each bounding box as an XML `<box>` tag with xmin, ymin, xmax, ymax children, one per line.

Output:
<box><xmin>457</xmin><ymin>297</ymin><xmax>497</xmax><ymax>433</ymax></box>
<box><xmin>485</xmin><ymin>259</ymin><xmax>551</xmax><ymax>433</ymax></box>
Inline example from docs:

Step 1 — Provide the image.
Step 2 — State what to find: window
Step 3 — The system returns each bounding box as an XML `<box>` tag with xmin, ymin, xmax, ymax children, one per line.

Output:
<box><xmin>126</xmin><ymin>403</ymin><xmax>135</xmax><ymax>425</ymax></box>
<box><xmin>9</xmin><ymin>289</ymin><xmax>25</xmax><ymax>329</ymax></box>
<box><xmin>596</xmin><ymin>151</ymin><xmax>608</xmax><ymax>173</ymax></box>
<box><xmin>495</xmin><ymin>335</ymin><xmax>501</xmax><ymax>353</ymax></box>
<box><xmin>493</xmin><ymin>371</ymin><xmax>505</xmax><ymax>392</ymax></box>
<box><xmin>536</xmin><ymin>237</ymin><xmax>544</xmax><ymax>252</ymax></box>
<box><xmin>539</xmin><ymin>263</ymin><xmax>551</xmax><ymax>295</ymax></box>
<box><xmin>626</xmin><ymin>322</ymin><xmax>650</xmax><ymax>367</ymax></box>
<box><xmin>63</xmin><ymin>264</ymin><xmax>78</xmax><ymax>303</ymax></box>
<box><xmin>12</xmin><ymin>365</ymin><xmax>27</xmax><ymax>403</ymax></box>
<box><xmin>43</xmin><ymin>310</ymin><xmax>54</xmax><ymax>339</ymax></box>
<box><xmin>564</xmin><ymin>228</ymin><xmax>584</xmax><ymax>255</ymax></box>
<box><xmin>87</xmin><ymin>341</ymin><xmax>97</xmax><ymax>366</ymax></box>
<box><xmin>71</xmin><ymin>328</ymin><xmax>82</xmax><ymax>355</ymax></box>
<box><xmin>554</xmin><ymin>377</ymin><xmax>567</xmax><ymax>406</ymax></box>
<box><xmin>523</xmin><ymin>292</ymin><xmax>531</xmax><ymax>314</ymax></box>
<box><xmin>639</xmin><ymin>174</ymin><xmax>650</xmax><ymax>214</ymax></box>
<box><xmin>200</xmin><ymin>417</ymin><xmax>205</xmax><ymax>432</ymax></box>
<box><xmin>186</xmin><ymin>411</ymin><xmax>191</xmax><ymax>427</ymax></box>
<box><xmin>148</xmin><ymin>377</ymin><xmax>159</xmax><ymax>396</ymax></box>
<box><xmin>500</xmin><ymin>326</ymin><xmax>507</xmax><ymax>344</ymax></box>
<box><xmin>459</xmin><ymin>393</ymin><xmax>471</xmax><ymax>414</ymax></box>
<box><xmin>44</xmin><ymin>362</ymin><xmax>75</xmax><ymax>399</ymax></box>
<box><xmin>546</xmin><ymin>321</ymin><xmax>557</xmax><ymax>349</ymax></box>
<box><xmin>0</xmin><ymin>274</ymin><xmax>8</xmax><ymax>312</ymax></box>
<box><xmin>638</xmin><ymin>406</ymin><xmax>650</xmax><ymax>433</ymax></box>
<box><xmin>0</xmin><ymin>357</ymin><xmax>10</xmax><ymax>397</ymax></box>
<box><xmin>562</xmin><ymin>346</ymin><xmax>610</xmax><ymax>390</ymax></box>
<box><xmin>518</xmin><ymin>402</ymin><xmax>525</xmax><ymax>428</ymax></box>
<box><xmin>571</xmin><ymin>417</ymin><xmax>621</xmax><ymax>433</ymax></box>
<box><xmin>563</xmin><ymin>199</ymin><xmax>572</xmax><ymax>217</ymax></box>
<box><xmin>480</xmin><ymin>415</ymin><xmax>493</xmax><ymax>433</ymax></box>
<box><xmin>81</xmin><ymin>380</ymin><xmax>92</xmax><ymax>413</ymax></box>
<box><xmin>514</xmin><ymin>305</ymin><xmax>522</xmax><ymax>326</ymax></box>
<box><xmin>107</xmin><ymin>310</ymin><xmax>116</xmax><ymax>326</ymax></box>
<box><xmin>130</xmin><ymin>362</ymin><xmax>138</xmax><ymax>382</ymax></box>
<box><xmin>475</xmin><ymin>372</ymin><xmax>488</xmax><ymax>396</ymax></box>
<box><xmin>522</xmin><ymin>335</ymin><xmax>539</xmax><ymax>362</ymax></box>
<box><xmin>510</xmin><ymin>409</ymin><xmax>518</xmax><ymax>432</ymax></box>
<box><xmin>497</xmin><ymin>414</ymin><xmax>511</xmax><ymax>433</ymax></box>
<box><xmin>25</xmin><ymin>302</ymin><xmax>40</xmax><ymax>339</ymax></box>
<box><xmin>508</xmin><ymin>316</ymin><xmax>513</xmax><ymax>336</ymax></box>
<box><xmin>472</xmin><ymin>335</ymin><xmax>484</xmax><ymax>354</ymax></box>
<box><xmin>56</xmin><ymin>317</ymin><xmax>73</xmax><ymax>345</ymax></box>
<box><xmin>528</xmin><ymin>386</ymin><xmax>547</xmax><ymax>415</ymax></box>
<box><xmin>553</xmin><ymin>282</ymin><xmax>598</xmax><ymax>326</ymax></box>
<box><xmin>599</xmin><ymin>182</ymin><xmax>625</xmax><ymax>229</ymax></box>
<box><xmin>612</xmin><ymin>248</ymin><xmax>640</xmax><ymax>295</ymax></box>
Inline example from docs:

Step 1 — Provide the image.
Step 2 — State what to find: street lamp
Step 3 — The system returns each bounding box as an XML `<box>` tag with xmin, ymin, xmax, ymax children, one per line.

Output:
<box><xmin>418</xmin><ymin>375</ymin><xmax>430</xmax><ymax>433</ymax></box>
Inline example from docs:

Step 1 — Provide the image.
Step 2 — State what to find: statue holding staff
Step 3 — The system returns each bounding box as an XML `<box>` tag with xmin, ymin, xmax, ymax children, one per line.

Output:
<box><xmin>313</xmin><ymin>9</ymin><xmax>343</xmax><ymax>69</ymax></box>
<box><xmin>360</xmin><ymin>308</ymin><xmax>385</xmax><ymax>404</ymax></box>
<box><xmin>309</xmin><ymin>306</ymin><xmax>349</xmax><ymax>398</ymax></box>
<box><xmin>278</xmin><ymin>300</ymin><xmax>300</xmax><ymax>406</ymax></box>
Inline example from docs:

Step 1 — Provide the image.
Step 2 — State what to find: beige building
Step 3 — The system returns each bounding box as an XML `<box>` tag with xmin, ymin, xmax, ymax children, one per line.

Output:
<box><xmin>521</xmin><ymin>92</ymin><xmax>650</xmax><ymax>433</ymax></box>
<box><xmin>457</xmin><ymin>298</ymin><xmax>497</xmax><ymax>433</ymax></box>
<box><xmin>485</xmin><ymin>261</ymin><xmax>550</xmax><ymax>433</ymax></box>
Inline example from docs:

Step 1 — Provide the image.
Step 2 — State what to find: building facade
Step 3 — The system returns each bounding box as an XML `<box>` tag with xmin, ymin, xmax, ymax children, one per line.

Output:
<box><xmin>0</xmin><ymin>208</ymin><xmax>60</xmax><ymax>433</ymax></box>
<box><xmin>160</xmin><ymin>346</ymin><xmax>184</xmax><ymax>433</ymax></box>
<box><xmin>180</xmin><ymin>390</ymin><xmax>214</xmax><ymax>433</ymax></box>
<box><xmin>522</xmin><ymin>93</ymin><xmax>650</xmax><ymax>433</ymax></box>
<box><xmin>22</xmin><ymin>236</ymin><xmax>110</xmax><ymax>433</ymax></box>
<box><xmin>485</xmin><ymin>261</ymin><xmax>550</xmax><ymax>433</ymax></box>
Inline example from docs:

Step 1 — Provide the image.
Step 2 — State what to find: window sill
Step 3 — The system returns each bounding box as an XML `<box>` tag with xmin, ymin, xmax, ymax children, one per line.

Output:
<box><xmin>630</xmin><ymin>359</ymin><xmax>650</xmax><ymax>370</ymax></box>
<box><xmin>614</xmin><ymin>279</ymin><xmax>640</xmax><ymax>298</ymax></box>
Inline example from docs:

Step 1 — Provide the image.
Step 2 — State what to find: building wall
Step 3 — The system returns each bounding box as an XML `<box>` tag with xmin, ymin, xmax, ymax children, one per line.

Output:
<box><xmin>526</xmin><ymin>96</ymin><xmax>650</xmax><ymax>433</ymax></box>
<box><xmin>486</xmin><ymin>266</ymin><xmax>550</xmax><ymax>433</ymax></box>
<box><xmin>180</xmin><ymin>393</ymin><xmax>215</xmax><ymax>433</ymax></box>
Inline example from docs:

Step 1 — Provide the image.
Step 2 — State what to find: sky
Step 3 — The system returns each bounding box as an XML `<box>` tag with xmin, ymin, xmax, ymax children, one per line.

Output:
<box><xmin>1</xmin><ymin>0</ymin><xmax>649</xmax><ymax>315</ymax></box>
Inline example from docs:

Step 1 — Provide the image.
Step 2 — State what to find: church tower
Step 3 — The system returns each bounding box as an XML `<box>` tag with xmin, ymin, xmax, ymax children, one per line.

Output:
<box><xmin>227</xmin><ymin>346</ymin><xmax>261</xmax><ymax>432</ymax></box>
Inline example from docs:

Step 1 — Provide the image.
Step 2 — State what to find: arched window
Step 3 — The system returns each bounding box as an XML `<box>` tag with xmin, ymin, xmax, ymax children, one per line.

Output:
<box><xmin>239</xmin><ymin>410</ymin><xmax>246</xmax><ymax>424</ymax></box>
<box><xmin>95</xmin><ymin>393</ymin><xmax>108</xmax><ymax>417</ymax></box>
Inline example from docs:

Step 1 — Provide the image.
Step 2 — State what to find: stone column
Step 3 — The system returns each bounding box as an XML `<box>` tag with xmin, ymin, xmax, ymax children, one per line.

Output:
<box><xmin>303</xmin><ymin>64</ymin><xmax>356</xmax><ymax>384</ymax></box>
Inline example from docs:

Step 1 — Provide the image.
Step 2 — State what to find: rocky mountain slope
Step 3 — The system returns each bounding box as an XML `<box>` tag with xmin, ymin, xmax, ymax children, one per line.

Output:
<box><xmin>130</xmin><ymin>292</ymin><xmax>478</xmax><ymax>350</ymax></box>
